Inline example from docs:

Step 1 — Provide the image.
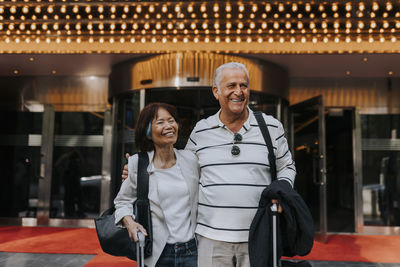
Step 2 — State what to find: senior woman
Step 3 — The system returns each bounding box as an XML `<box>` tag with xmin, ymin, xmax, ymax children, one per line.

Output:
<box><xmin>114</xmin><ymin>102</ymin><xmax>199</xmax><ymax>267</ymax></box>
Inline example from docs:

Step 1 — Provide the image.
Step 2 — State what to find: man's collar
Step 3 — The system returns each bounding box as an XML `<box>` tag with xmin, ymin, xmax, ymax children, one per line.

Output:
<box><xmin>210</xmin><ymin>106</ymin><xmax>254</xmax><ymax>131</ymax></box>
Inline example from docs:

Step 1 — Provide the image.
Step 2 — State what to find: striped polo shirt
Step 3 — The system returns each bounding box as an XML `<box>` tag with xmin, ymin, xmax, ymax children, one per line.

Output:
<box><xmin>186</xmin><ymin>108</ymin><xmax>296</xmax><ymax>242</ymax></box>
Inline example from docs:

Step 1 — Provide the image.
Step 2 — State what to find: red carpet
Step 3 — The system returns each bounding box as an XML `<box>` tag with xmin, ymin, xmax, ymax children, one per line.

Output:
<box><xmin>0</xmin><ymin>226</ymin><xmax>400</xmax><ymax>265</ymax></box>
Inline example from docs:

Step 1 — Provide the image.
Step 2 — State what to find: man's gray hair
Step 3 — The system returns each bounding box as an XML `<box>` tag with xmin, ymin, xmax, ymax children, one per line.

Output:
<box><xmin>214</xmin><ymin>62</ymin><xmax>250</xmax><ymax>93</ymax></box>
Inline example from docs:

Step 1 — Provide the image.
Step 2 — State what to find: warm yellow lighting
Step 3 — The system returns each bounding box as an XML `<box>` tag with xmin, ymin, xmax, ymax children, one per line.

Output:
<box><xmin>380</xmin><ymin>37</ymin><xmax>385</xmax><ymax>42</ymax></box>
<box><xmin>72</xmin><ymin>5</ymin><xmax>79</xmax><ymax>13</ymax></box>
<box><xmin>247</xmin><ymin>37</ymin><xmax>252</xmax><ymax>43</ymax></box>
<box><xmin>99</xmin><ymin>38</ymin><xmax>104</xmax><ymax>43</ymax></box>
<box><xmin>309</xmin><ymin>22</ymin><xmax>316</xmax><ymax>29</ymax></box>
<box><xmin>332</xmin><ymin>3</ymin><xmax>338</xmax><ymax>12</ymax></box>
<box><xmin>305</xmin><ymin>3</ymin><xmax>311</xmax><ymax>12</ymax></box>
<box><xmin>130</xmin><ymin>37</ymin><xmax>135</xmax><ymax>43</ymax></box>
<box><xmin>345</xmin><ymin>37</ymin><xmax>351</xmax><ymax>43</ymax></box>
<box><xmin>22</xmin><ymin>6</ymin><xmax>29</xmax><ymax>13</ymax></box>
<box><xmin>290</xmin><ymin>37</ymin><xmax>295</xmax><ymax>43</ymax></box>
<box><xmin>268</xmin><ymin>37</ymin><xmax>273</xmax><ymax>43</ymax></box>
<box><xmin>278</xmin><ymin>4</ymin><xmax>284</xmax><ymax>12</ymax></box>
<box><xmin>386</xmin><ymin>2</ymin><xmax>393</xmax><ymax>11</ymax></box>
<box><xmin>173</xmin><ymin>37</ymin><xmax>178</xmax><ymax>43</ymax></box>
<box><xmin>346</xmin><ymin>21</ymin><xmax>352</xmax><ymax>29</ymax></box>
<box><xmin>141</xmin><ymin>37</ymin><xmax>146</xmax><ymax>43</ymax></box>
<box><xmin>372</xmin><ymin>2</ymin><xmax>379</xmax><ymax>11</ymax></box>
<box><xmin>345</xmin><ymin>3</ymin><xmax>352</xmax><ymax>11</ymax></box>
<box><xmin>297</xmin><ymin>22</ymin><xmax>303</xmax><ymax>29</ymax></box>
<box><xmin>357</xmin><ymin>37</ymin><xmax>362</xmax><ymax>43</ymax></box>
<box><xmin>334</xmin><ymin>37</ymin><xmax>340</xmax><ymax>43</ymax></box>
<box><xmin>383</xmin><ymin>21</ymin><xmax>389</xmax><ymax>28</ymax></box>
<box><xmin>152</xmin><ymin>37</ymin><xmax>157</xmax><ymax>43</ymax></box>
<box><xmin>391</xmin><ymin>36</ymin><xmax>397</xmax><ymax>42</ymax></box>
<box><xmin>200</xmin><ymin>5</ymin><xmax>206</xmax><ymax>13</ymax></box>
<box><xmin>226</xmin><ymin>22</ymin><xmax>232</xmax><ymax>29</ymax></box>
<box><xmin>279</xmin><ymin>37</ymin><xmax>284</xmax><ymax>43</ymax></box>
<box><xmin>318</xmin><ymin>4</ymin><xmax>324</xmax><ymax>12</ymax></box>
<box><xmin>175</xmin><ymin>5</ymin><xmax>181</xmax><ymax>13</ymax></box>
<box><xmin>292</xmin><ymin>3</ymin><xmax>298</xmax><ymax>12</ymax></box>
<box><xmin>301</xmin><ymin>37</ymin><xmax>306</xmax><ymax>43</ymax></box>
<box><xmin>238</xmin><ymin>22</ymin><xmax>244</xmax><ymax>29</ymax></box>
<box><xmin>136</xmin><ymin>5</ymin><xmax>142</xmax><ymax>13</ymax></box>
<box><xmin>162</xmin><ymin>5</ymin><xmax>168</xmax><ymax>13</ymax></box>
<box><xmin>250</xmin><ymin>22</ymin><xmax>256</xmax><ymax>29</ymax></box>
<box><xmin>261</xmin><ymin>22</ymin><xmax>267</xmax><ymax>29</ymax></box>
<box><xmin>323</xmin><ymin>37</ymin><xmax>328</xmax><ymax>43</ymax></box>
<box><xmin>265</xmin><ymin>4</ymin><xmax>271</xmax><ymax>12</ymax></box>
<box><xmin>358</xmin><ymin>22</ymin><xmax>364</xmax><ymax>29</ymax></box>
<box><xmin>371</xmin><ymin>21</ymin><xmax>377</xmax><ymax>28</ymax></box>
<box><xmin>369</xmin><ymin>37</ymin><xmax>374</xmax><ymax>43</ymax></box>
<box><xmin>213</xmin><ymin>4</ymin><xmax>219</xmax><ymax>13</ymax></box>
<box><xmin>45</xmin><ymin>37</ymin><xmax>50</xmax><ymax>44</ymax></box>
<box><xmin>273</xmin><ymin>22</ymin><xmax>279</xmax><ymax>29</ymax></box>
<box><xmin>321</xmin><ymin>22</ymin><xmax>327</xmax><ymax>29</ymax></box>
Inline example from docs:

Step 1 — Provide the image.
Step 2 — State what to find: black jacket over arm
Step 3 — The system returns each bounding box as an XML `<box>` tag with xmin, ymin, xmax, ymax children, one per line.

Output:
<box><xmin>249</xmin><ymin>180</ymin><xmax>314</xmax><ymax>267</ymax></box>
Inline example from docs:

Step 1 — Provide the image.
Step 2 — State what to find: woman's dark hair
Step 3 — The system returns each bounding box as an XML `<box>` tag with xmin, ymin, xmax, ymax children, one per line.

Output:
<box><xmin>135</xmin><ymin>102</ymin><xmax>179</xmax><ymax>152</ymax></box>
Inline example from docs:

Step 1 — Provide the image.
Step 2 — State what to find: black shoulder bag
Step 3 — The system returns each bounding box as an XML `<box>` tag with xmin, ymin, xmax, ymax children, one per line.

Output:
<box><xmin>94</xmin><ymin>152</ymin><xmax>153</xmax><ymax>260</ymax></box>
<box><xmin>254</xmin><ymin>111</ymin><xmax>277</xmax><ymax>182</ymax></box>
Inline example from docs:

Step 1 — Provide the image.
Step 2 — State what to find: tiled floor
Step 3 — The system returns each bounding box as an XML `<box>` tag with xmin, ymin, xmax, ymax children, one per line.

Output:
<box><xmin>0</xmin><ymin>253</ymin><xmax>399</xmax><ymax>267</ymax></box>
<box><xmin>0</xmin><ymin>252</ymin><xmax>95</xmax><ymax>267</ymax></box>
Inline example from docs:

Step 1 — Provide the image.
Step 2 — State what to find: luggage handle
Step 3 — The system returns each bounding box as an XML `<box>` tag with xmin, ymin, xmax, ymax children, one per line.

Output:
<box><xmin>271</xmin><ymin>203</ymin><xmax>279</xmax><ymax>267</ymax></box>
<box><xmin>136</xmin><ymin>231</ymin><xmax>145</xmax><ymax>267</ymax></box>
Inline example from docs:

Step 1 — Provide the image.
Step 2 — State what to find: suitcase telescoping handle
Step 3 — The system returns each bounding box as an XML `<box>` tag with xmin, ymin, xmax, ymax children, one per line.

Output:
<box><xmin>271</xmin><ymin>203</ymin><xmax>280</xmax><ymax>267</ymax></box>
<box><xmin>136</xmin><ymin>231</ymin><xmax>145</xmax><ymax>267</ymax></box>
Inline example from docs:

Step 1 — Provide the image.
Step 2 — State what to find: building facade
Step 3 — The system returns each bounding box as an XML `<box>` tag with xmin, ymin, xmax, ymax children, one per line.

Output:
<box><xmin>0</xmin><ymin>1</ymin><xmax>399</xmax><ymax>240</ymax></box>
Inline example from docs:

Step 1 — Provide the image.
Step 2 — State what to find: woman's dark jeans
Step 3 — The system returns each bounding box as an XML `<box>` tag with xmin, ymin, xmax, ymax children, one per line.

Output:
<box><xmin>155</xmin><ymin>238</ymin><xmax>197</xmax><ymax>267</ymax></box>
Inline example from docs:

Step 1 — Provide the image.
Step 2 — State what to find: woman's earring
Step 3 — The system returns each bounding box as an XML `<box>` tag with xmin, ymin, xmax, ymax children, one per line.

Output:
<box><xmin>146</xmin><ymin>122</ymin><xmax>152</xmax><ymax>140</ymax></box>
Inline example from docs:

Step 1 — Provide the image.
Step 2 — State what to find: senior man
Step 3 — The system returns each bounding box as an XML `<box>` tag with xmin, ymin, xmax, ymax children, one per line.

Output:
<box><xmin>122</xmin><ymin>62</ymin><xmax>296</xmax><ymax>267</ymax></box>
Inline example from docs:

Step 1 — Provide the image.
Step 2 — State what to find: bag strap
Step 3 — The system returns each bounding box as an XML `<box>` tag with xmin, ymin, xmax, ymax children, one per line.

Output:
<box><xmin>254</xmin><ymin>111</ymin><xmax>277</xmax><ymax>182</ymax></box>
<box><xmin>137</xmin><ymin>152</ymin><xmax>150</xmax><ymax>201</ymax></box>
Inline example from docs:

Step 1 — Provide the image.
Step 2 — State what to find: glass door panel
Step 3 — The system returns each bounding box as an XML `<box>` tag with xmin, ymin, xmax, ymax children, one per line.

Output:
<box><xmin>290</xmin><ymin>95</ymin><xmax>327</xmax><ymax>243</ymax></box>
<box><xmin>361</xmin><ymin>114</ymin><xmax>400</xmax><ymax>227</ymax></box>
<box><xmin>50</xmin><ymin>112</ymin><xmax>104</xmax><ymax>219</ymax></box>
<box><xmin>0</xmin><ymin>111</ymin><xmax>43</xmax><ymax>218</ymax></box>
